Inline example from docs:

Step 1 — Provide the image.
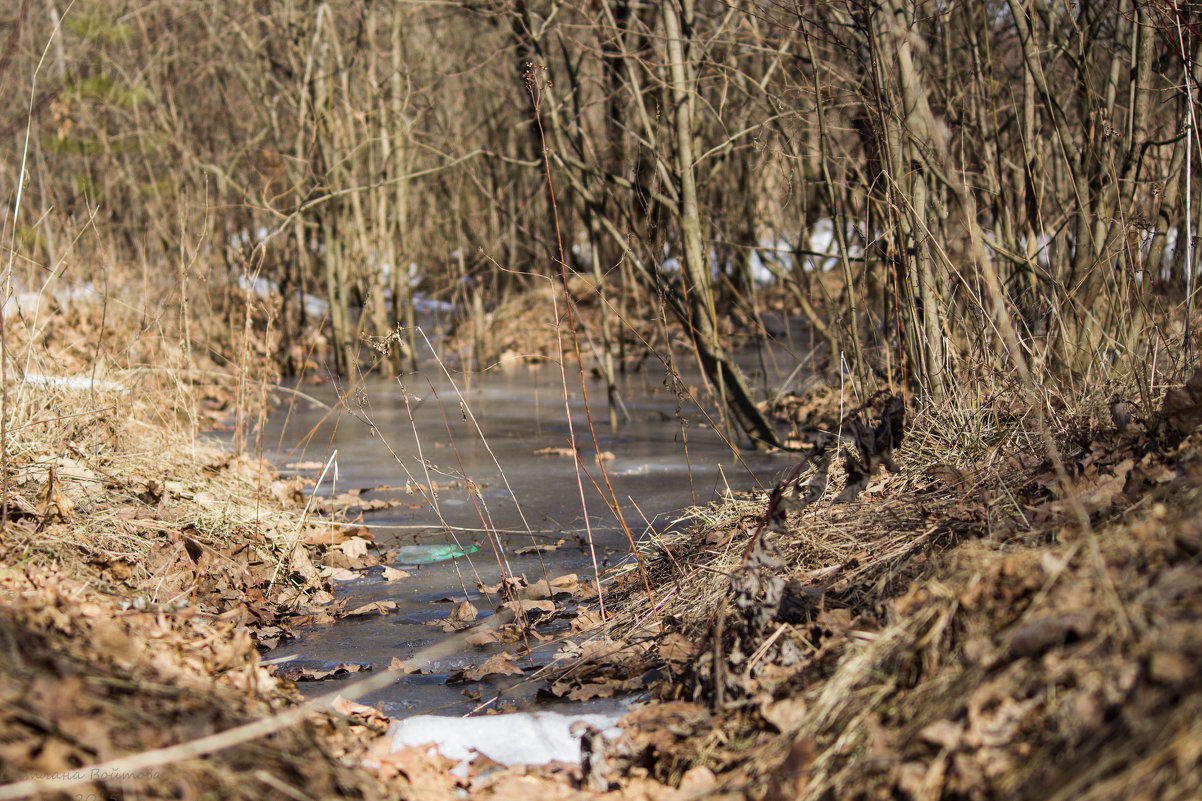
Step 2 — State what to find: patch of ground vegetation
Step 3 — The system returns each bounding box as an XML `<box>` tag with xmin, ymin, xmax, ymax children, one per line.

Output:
<box><xmin>382</xmin><ymin>375</ymin><xmax>1202</xmax><ymax>801</ymax></box>
<box><xmin>444</xmin><ymin>274</ymin><xmax>791</xmax><ymax>373</ymax></box>
<box><xmin>0</xmin><ymin>300</ymin><xmax>394</xmax><ymax>800</ymax></box>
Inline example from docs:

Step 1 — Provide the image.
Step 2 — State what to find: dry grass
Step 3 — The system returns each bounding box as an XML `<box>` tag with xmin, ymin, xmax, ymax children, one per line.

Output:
<box><xmin>0</xmin><ymin>288</ymin><xmax>318</xmax><ymax>598</ymax></box>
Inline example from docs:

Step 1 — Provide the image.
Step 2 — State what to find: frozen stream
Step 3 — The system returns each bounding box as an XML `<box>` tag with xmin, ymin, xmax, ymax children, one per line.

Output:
<box><xmin>259</xmin><ymin>358</ymin><xmax>797</xmax><ymax>718</ymax></box>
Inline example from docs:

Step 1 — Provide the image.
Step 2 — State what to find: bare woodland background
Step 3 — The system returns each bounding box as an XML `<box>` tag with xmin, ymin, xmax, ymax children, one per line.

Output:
<box><xmin>2</xmin><ymin>0</ymin><xmax>1199</xmax><ymax>446</ymax></box>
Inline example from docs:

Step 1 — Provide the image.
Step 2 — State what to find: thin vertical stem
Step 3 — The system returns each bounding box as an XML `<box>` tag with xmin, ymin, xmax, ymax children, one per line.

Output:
<box><xmin>1177</xmin><ymin>6</ymin><xmax>1196</xmax><ymax>368</ymax></box>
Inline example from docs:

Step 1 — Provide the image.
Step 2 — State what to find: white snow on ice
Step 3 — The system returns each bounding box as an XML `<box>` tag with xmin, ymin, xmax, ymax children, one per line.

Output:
<box><xmin>389</xmin><ymin>709</ymin><xmax>623</xmax><ymax>771</ymax></box>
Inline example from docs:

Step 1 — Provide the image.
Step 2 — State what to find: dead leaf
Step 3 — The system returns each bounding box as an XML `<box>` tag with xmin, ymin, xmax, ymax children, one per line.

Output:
<box><xmin>759</xmin><ymin>695</ymin><xmax>808</xmax><ymax>733</ymax></box>
<box><xmin>106</xmin><ymin>560</ymin><xmax>134</xmax><ymax>581</ymax></box>
<box><xmin>533</xmin><ymin>446</ymin><xmax>576</xmax><ymax>457</ymax></box>
<box><xmin>466</xmin><ymin>751</ymin><xmax>507</xmax><ymax>781</ymax></box>
<box><xmin>388</xmin><ymin>657</ymin><xmax>425</xmax><ymax>674</ymax></box>
<box><xmin>659</xmin><ymin>633</ymin><xmax>697</xmax><ymax>670</ymax></box>
<box><xmin>561</xmin><ymin>682</ymin><xmax>617</xmax><ymax>700</ymax></box>
<box><xmin>515</xmin><ymin>540</ymin><xmax>562</xmax><ymax>555</ymax></box>
<box><xmin>1</xmin><ymin>490</ymin><xmax>38</xmax><ymax>517</ymax></box>
<box><xmin>450</xmin><ymin>600</ymin><xmax>479</xmax><ymax>623</ymax></box>
<box><xmin>1160</xmin><ymin>369</ymin><xmax>1202</xmax><ymax>436</ymax></box>
<box><xmin>256</xmin><ymin>626</ymin><xmax>285</xmax><ymax>649</ymax></box>
<box><xmin>501</xmin><ymin>598</ymin><xmax>556</xmax><ymax>617</ymax></box>
<box><xmin>965</xmin><ymin>682</ymin><xmax>1041</xmax><ymax>749</ymax></box>
<box><xmin>270</xmin><ymin>477</ymin><xmax>307</xmax><ymax>507</ymax></box>
<box><xmin>331</xmin><ymin>695</ymin><xmax>390</xmax><ymax>729</ymax></box>
<box><xmin>620</xmin><ymin>701</ymin><xmax>711</xmax><ymax>753</ymax></box>
<box><xmin>378</xmin><ymin>744</ymin><xmax>462</xmax><ymax>792</ymax></box>
<box><xmin>928</xmin><ymin>464</ymin><xmax>973</xmax><ymax>491</ymax></box>
<box><xmin>347</xmin><ymin>600</ymin><xmax>398</xmax><ymax>616</ymax></box>
<box><xmin>526</xmin><ymin>579</ymin><xmax>555</xmax><ymax>600</ymax></box>
<box><xmin>525</xmin><ymin>577</ymin><xmax>577</xmax><ymax>600</ymax></box>
<box><xmin>1109</xmin><ymin>396</ymin><xmax>1137</xmax><ymax>431</ymax></box>
<box><xmin>477</xmin><ymin>576</ymin><xmax>526</xmax><ymax>595</ymax></box>
<box><xmin>466</xmin><ymin>628</ymin><xmax>504</xmax><ymax>646</ymax></box>
<box><xmin>338</xmin><ymin>537</ymin><xmax>371</xmax><ymax>559</ymax></box>
<box><xmin>458</xmin><ymin>652</ymin><xmax>525</xmax><ymax>682</ymax></box>
<box><xmin>571</xmin><ymin>610</ymin><xmax>605</xmax><ymax>632</ymax></box>
<box><xmin>277</xmin><ymin>662</ymin><xmax>371</xmax><ymax>681</ymax></box>
<box><xmin>303</xmin><ymin>524</ymin><xmax>373</xmax><ymax>547</ymax></box>
<box><xmin>1148</xmin><ymin>651</ymin><xmax>1191</xmax><ymax>685</ymax></box>
<box><xmin>896</xmin><ymin>757</ymin><xmax>947</xmax><ymax>801</ymax></box>
<box><xmin>289</xmin><ymin>547</ymin><xmax>322</xmax><ymax>584</ymax></box>
<box><xmin>36</xmin><ymin>465</ymin><xmax>75</xmax><ymax>525</ymax></box>
<box><xmin>919</xmin><ymin>719</ymin><xmax>965</xmax><ymax>751</ymax></box>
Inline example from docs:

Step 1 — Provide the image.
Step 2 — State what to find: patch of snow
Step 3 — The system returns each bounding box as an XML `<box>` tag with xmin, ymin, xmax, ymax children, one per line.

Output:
<box><xmin>748</xmin><ymin>237</ymin><xmax>796</xmax><ymax>284</ymax></box>
<box><xmin>238</xmin><ymin>274</ymin><xmax>277</xmax><ymax>298</ymax></box>
<box><xmin>55</xmin><ymin>282</ymin><xmax>100</xmax><ymax>305</ymax></box>
<box><xmin>389</xmin><ymin>708</ymin><xmax>623</xmax><ymax>772</ymax></box>
<box><xmin>413</xmin><ymin>292</ymin><xmax>455</xmax><ymax>314</ymax></box>
<box><xmin>1161</xmin><ymin>227</ymin><xmax>1180</xmax><ymax>280</ymax></box>
<box><xmin>805</xmin><ymin>218</ymin><xmax>862</xmax><ymax>272</ymax></box>
<box><xmin>2</xmin><ymin>292</ymin><xmax>51</xmax><ymax>317</ymax></box>
<box><xmin>3</xmin><ymin>282</ymin><xmax>101</xmax><ymax>317</ymax></box>
<box><xmin>237</xmin><ymin>273</ymin><xmax>329</xmax><ymax>318</ymax></box>
<box><xmin>22</xmin><ymin>372</ymin><xmax>127</xmax><ymax>393</ymax></box>
<box><xmin>1014</xmin><ymin>231</ymin><xmax>1057</xmax><ymax>270</ymax></box>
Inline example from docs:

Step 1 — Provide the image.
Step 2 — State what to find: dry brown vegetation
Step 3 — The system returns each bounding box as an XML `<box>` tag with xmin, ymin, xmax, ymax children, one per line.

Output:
<box><xmin>0</xmin><ymin>296</ymin><xmax>402</xmax><ymax>799</ymax></box>
<box><xmin>2</xmin><ymin>0</ymin><xmax>1202</xmax><ymax>799</ymax></box>
<box><xmin>0</xmin><ymin>567</ymin><xmax>383</xmax><ymax>801</ymax></box>
<box><xmin>4</xmin><ymin>0</ymin><xmax>1198</xmax><ymax>440</ymax></box>
<box><xmin>258</xmin><ymin>373</ymin><xmax>1202</xmax><ymax>801</ymax></box>
<box><xmin>520</xmin><ymin>380</ymin><xmax>1202</xmax><ymax>801</ymax></box>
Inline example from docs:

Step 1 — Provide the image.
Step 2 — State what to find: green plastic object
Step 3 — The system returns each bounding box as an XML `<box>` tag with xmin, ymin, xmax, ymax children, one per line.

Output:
<box><xmin>393</xmin><ymin>543</ymin><xmax>478</xmax><ymax>565</ymax></box>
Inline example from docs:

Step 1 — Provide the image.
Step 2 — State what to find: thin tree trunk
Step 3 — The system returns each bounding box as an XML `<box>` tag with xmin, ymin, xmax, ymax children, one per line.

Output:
<box><xmin>661</xmin><ymin>0</ymin><xmax>781</xmax><ymax>449</ymax></box>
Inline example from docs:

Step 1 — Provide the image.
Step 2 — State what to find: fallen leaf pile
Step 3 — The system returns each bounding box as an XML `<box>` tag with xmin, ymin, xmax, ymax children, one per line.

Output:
<box><xmin>0</xmin><ymin>565</ymin><xmax>382</xmax><ymax>801</ymax></box>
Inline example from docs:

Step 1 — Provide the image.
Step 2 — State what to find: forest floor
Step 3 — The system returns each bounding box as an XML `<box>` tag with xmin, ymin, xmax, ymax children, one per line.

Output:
<box><xmin>2</xmin><ymin>296</ymin><xmax>1200</xmax><ymax>801</ymax></box>
<box><xmin>0</xmin><ymin>301</ymin><xmax>394</xmax><ymax>800</ymax></box>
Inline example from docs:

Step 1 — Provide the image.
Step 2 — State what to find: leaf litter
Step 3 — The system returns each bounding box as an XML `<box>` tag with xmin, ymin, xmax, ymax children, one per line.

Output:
<box><xmin>0</xmin><ymin>309</ymin><xmax>402</xmax><ymax>799</ymax></box>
